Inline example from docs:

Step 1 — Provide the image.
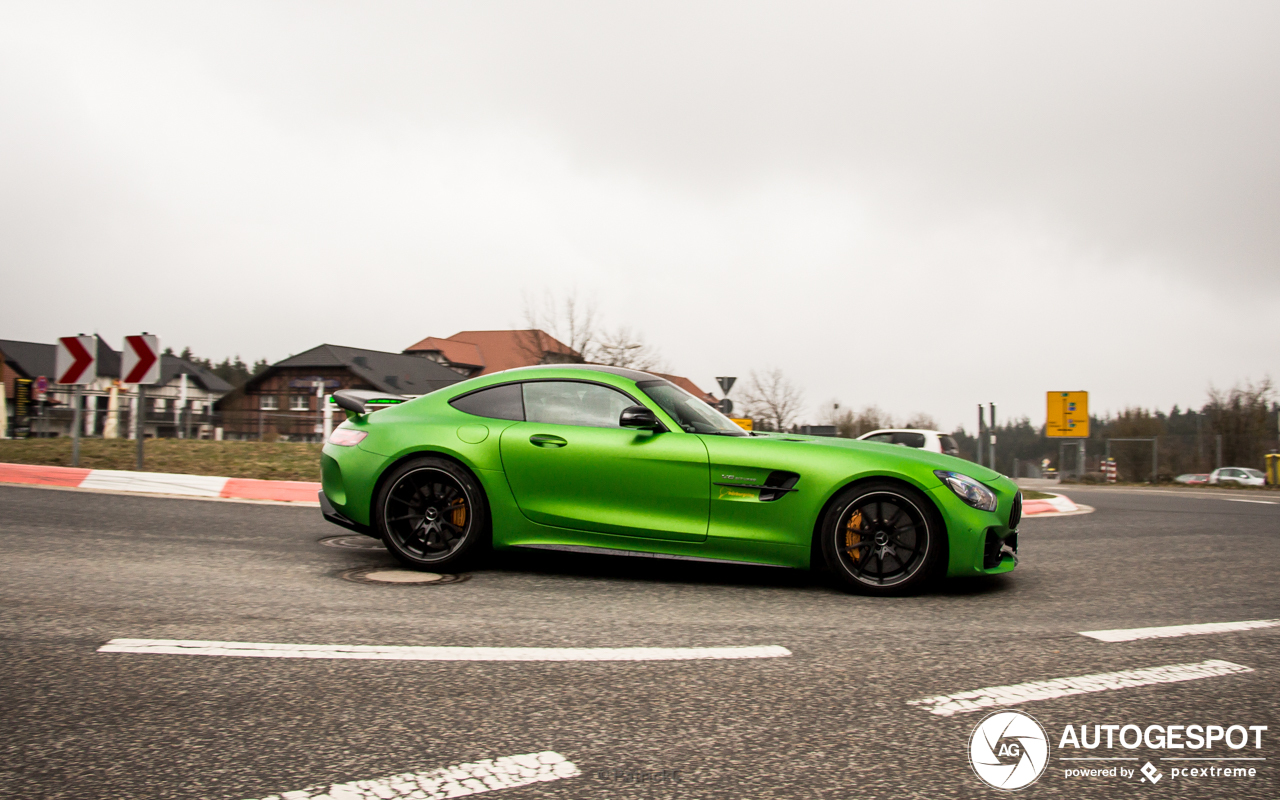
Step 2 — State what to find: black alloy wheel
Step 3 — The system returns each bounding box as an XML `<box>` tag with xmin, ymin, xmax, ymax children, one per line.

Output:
<box><xmin>375</xmin><ymin>457</ymin><xmax>489</xmax><ymax>570</ymax></box>
<box><xmin>820</xmin><ymin>482</ymin><xmax>942</xmax><ymax>595</ymax></box>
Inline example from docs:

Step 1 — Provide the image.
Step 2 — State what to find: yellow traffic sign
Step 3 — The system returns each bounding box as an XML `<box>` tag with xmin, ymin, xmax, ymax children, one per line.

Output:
<box><xmin>731</xmin><ymin>418</ymin><xmax>754</xmax><ymax>431</ymax></box>
<box><xmin>1046</xmin><ymin>391</ymin><xmax>1089</xmax><ymax>438</ymax></box>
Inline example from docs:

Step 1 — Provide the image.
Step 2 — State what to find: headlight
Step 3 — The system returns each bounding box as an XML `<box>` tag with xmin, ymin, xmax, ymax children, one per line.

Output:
<box><xmin>934</xmin><ymin>470</ymin><xmax>998</xmax><ymax>512</ymax></box>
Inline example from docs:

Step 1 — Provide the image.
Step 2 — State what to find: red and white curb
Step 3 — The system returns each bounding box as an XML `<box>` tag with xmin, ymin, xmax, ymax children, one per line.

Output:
<box><xmin>1023</xmin><ymin>492</ymin><xmax>1092</xmax><ymax>517</ymax></box>
<box><xmin>0</xmin><ymin>462</ymin><xmax>320</xmax><ymax>504</ymax></box>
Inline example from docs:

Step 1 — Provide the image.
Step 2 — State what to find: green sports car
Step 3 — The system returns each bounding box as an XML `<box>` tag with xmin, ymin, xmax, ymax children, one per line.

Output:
<box><xmin>319</xmin><ymin>365</ymin><xmax>1020</xmax><ymax>594</ymax></box>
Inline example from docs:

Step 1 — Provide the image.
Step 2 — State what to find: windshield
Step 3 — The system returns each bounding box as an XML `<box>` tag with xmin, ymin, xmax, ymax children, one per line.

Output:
<box><xmin>637</xmin><ymin>380</ymin><xmax>748</xmax><ymax>436</ymax></box>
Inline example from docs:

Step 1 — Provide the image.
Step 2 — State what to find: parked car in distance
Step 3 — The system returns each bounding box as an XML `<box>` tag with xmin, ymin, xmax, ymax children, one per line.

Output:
<box><xmin>856</xmin><ymin>429</ymin><xmax>960</xmax><ymax>457</ymax></box>
<box><xmin>1174</xmin><ymin>473</ymin><xmax>1210</xmax><ymax>485</ymax></box>
<box><xmin>1208</xmin><ymin>467</ymin><xmax>1266</xmax><ymax>487</ymax></box>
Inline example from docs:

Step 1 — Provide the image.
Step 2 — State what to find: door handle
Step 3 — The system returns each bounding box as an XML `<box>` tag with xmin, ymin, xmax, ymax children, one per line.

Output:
<box><xmin>529</xmin><ymin>434</ymin><xmax>568</xmax><ymax>448</ymax></box>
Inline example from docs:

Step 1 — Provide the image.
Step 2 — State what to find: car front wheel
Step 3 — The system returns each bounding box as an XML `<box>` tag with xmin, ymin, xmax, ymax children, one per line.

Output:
<box><xmin>373</xmin><ymin>456</ymin><xmax>490</xmax><ymax>571</ymax></box>
<box><xmin>820</xmin><ymin>481</ymin><xmax>945</xmax><ymax>595</ymax></box>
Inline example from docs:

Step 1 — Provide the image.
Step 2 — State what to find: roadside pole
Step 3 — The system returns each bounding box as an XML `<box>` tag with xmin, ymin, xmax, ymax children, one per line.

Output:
<box><xmin>318</xmin><ymin>380</ymin><xmax>333</xmax><ymax>440</ymax></box>
<box><xmin>0</xmin><ymin>381</ymin><xmax>7</xmax><ymax>438</ymax></box>
<box><xmin>136</xmin><ymin>385</ymin><xmax>146</xmax><ymax>469</ymax></box>
<box><xmin>177</xmin><ymin>373</ymin><xmax>188</xmax><ymax>438</ymax></box>
<box><xmin>1152</xmin><ymin>435</ymin><xmax>1159</xmax><ymax>484</ymax></box>
<box><xmin>55</xmin><ymin>336</ymin><xmax>97</xmax><ymax>468</ymax></box>
<box><xmin>122</xmin><ymin>334</ymin><xmax>160</xmax><ymax>472</ymax></box>
<box><xmin>71</xmin><ymin>385</ymin><xmax>82</xmax><ymax>467</ymax></box>
<box><xmin>989</xmin><ymin>402</ymin><xmax>997</xmax><ymax>472</ymax></box>
<box><xmin>976</xmin><ymin>405</ymin><xmax>985</xmax><ymax>465</ymax></box>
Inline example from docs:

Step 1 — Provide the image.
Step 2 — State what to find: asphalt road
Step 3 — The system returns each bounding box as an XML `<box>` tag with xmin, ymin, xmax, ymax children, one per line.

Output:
<box><xmin>1</xmin><ymin>483</ymin><xmax>1277</xmax><ymax>799</ymax></box>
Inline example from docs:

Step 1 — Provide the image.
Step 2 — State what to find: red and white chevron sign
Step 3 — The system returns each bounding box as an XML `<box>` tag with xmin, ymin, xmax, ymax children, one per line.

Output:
<box><xmin>55</xmin><ymin>336</ymin><xmax>97</xmax><ymax>385</ymax></box>
<box><xmin>122</xmin><ymin>334</ymin><xmax>161</xmax><ymax>385</ymax></box>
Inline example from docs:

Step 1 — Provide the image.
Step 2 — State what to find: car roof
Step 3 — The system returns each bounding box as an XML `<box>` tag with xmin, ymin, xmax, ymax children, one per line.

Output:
<box><xmin>435</xmin><ymin>363</ymin><xmax>672</xmax><ymax>400</ymax></box>
<box><xmin>859</xmin><ymin>428</ymin><xmax>942</xmax><ymax>435</ymax></box>
<box><xmin>498</xmin><ymin>363</ymin><xmax>660</xmax><ymax>382</ymax></box>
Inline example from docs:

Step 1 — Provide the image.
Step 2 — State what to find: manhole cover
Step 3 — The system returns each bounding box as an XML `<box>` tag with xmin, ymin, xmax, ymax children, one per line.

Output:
<box><xmin>339</xmin><ymin>567</ymin><xmax>468</xmax><ymax>586</ymax></box>
<box><xmin>320</xmin><ymin>535</ymin><xmax>386</xmax><ymax>551</ymax></box>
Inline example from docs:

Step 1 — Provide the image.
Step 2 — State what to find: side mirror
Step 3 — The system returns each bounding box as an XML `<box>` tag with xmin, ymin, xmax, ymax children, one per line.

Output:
<box><xmin>619</xmin><ymin>405</ymin><xmax>663</xmax><ymax>431</ymax></box>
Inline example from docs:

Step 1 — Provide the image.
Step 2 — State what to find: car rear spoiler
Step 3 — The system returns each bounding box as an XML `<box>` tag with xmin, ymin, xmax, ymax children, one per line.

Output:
<box><xmin>330</xmin><ymin>389</ymin><xmax>408</xmax><ymax>419</ymax></box>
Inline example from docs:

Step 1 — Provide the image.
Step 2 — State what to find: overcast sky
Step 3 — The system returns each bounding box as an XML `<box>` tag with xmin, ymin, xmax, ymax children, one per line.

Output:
<box><xmin>2</xmin><ymin>1</ymin><xmax>1276</xmax><ymax>430</ymax></box>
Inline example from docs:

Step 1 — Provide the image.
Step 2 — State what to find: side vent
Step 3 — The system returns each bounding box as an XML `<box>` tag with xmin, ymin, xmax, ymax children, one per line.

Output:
<box><xmin>759</xmin><ymin>471</ymin><xmax>800</xmax><ymax>502</ymax></box>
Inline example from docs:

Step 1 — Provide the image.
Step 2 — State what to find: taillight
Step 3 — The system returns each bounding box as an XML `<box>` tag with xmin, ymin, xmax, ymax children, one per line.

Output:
<box><xmin>328</xmin><ymin>428</ymin><xmax>367</xmax><ymax>447</ymax></box>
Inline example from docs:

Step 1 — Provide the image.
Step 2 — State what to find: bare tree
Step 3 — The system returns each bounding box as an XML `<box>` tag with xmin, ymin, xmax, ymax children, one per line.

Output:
<box><xmin>592</xmin><ymin>325</ymin><xmax>665</xmax><ymax>371</ymax></box>
<box><xmin>824</xmin><ymin>401</ymin><xmax>905</xmax><ymax>438</ymax></box>
<box><xmin>1204</xmin><ymin>378</ymin><xmax>1275</xmax><ymax>466</ymax></box>
<box><xmin>903</xmin><ymin>412</ymin><xmax>940</xmax><ymax>430</ymax></box>
<box><xmin>519</xmin><ymin>290</ymin><xmax>595</xmax><ymax>364</ymax></box>
<box><xmin>741</xmin><ymin>368</ymin><xmax>805</xmax><ymax>432</ymax></box>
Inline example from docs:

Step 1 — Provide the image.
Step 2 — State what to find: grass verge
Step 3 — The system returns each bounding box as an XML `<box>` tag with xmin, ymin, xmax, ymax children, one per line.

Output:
<box><xmin>0</xmin><ymin>439</ymin><xmax>322</xmax><ymax>482</ymax></box>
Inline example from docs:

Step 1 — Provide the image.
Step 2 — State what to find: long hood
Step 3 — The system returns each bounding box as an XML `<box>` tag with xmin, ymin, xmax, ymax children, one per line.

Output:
<box><xmin>752</xmin><ymin>433</ymin><xmax>1004</xmax><ymax>483</ymax></box>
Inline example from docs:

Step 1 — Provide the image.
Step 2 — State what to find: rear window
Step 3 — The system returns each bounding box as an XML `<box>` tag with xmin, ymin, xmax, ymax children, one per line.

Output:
<box><xmin>449</xmin><ymin>383</ymin><xmax>524</xmax><ymax>421</ymax></box>
<box><xmin>939</xmin><ymin>435</ymin><xmax>959</xmax><ymax>454</ymax></box>
<box><xmin>892</xmin><ymin>432</ymin><xmax>927</xmax><ymax>448</ymax></box>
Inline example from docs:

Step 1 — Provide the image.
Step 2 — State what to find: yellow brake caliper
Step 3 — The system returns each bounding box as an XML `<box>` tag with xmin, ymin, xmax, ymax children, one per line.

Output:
<box><xmin>845</xmin><ymin>510</ymin><xmax>863</xmax><ymax>562</ymax></box>
<box><xmin>450</xmin><ymin>498</ymin><xmax>467</xmax><ymax>529</ymax></box>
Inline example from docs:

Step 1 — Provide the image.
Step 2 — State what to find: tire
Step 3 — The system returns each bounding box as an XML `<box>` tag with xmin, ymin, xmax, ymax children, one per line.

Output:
<box><xmin>373</xmin><ymin>456</ymin><xmax>490</xmax><ymax>571</ymax></box>
<box><xmin>819</xmin><ymin>481</ymin><xmax>945</xmax><ymax>595</ymax></box>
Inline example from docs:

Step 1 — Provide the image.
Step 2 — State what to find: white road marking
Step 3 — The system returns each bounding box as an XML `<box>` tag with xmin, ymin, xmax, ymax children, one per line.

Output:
<box><xmin>248</xmin><ymin>750</ymin><xmax>579</xmax><ymax>800</ymax></box>
<box><xmin>907</xmin><ymin>660</ymin><xmax>1253</xmax><ymax>717</ymax></box>
<box><xmin>1074</xmin><ymin>488</ymin><xmax>1278</xmax><ymax>503</ymax></box>
<box><xmin>98</xmin><ymin>638</ymin><xmax>792</xmax><ymax>661</ymax></box>
<box><xmin>1223</xmin><ymin>498</ymin><xmax>1277</xmax><ymax>505</ymax></box>
<box><xmin>1079</xmin><ymin>619</ymin><xmax>1280</xmax><ymax>642</ymax></box>
<box><xmin>78</xmin><ymin>469</ymin><xmax>229</xmax><ymax>497</ymax></box>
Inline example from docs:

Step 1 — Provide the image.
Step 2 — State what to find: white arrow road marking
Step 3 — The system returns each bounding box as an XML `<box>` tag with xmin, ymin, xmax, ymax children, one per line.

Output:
<box><xmin>247</xmin><ymin>751</ymin><xmax>579</xmax><ymax>800</ymax></box>
<box><xmin>98</xmin><ymin>638</ymin><xmax>792</xmax><ymax>661</ymax></box>
<box><xmin>907</xmin><ymin>660</ymin><xmax>1253</xmax><ymax>717</ymax></box>
<box><xmin>1080</xmin><ymin>619</ymin><xmax>1280</xmax><ymax>642</ymax></box>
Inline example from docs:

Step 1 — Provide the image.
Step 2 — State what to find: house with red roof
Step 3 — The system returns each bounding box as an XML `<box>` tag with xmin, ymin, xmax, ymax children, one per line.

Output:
<box><xmin>403</xmin><ymin>330</ymin><xmax>717</xmax><ymax>404</ymax></box>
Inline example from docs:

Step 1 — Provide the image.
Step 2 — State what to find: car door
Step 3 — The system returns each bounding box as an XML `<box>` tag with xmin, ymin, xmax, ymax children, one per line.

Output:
<box><xmin>499</xmin><ymin>380</ymin><xmax>710</xmax><ymax>542</ymax></box>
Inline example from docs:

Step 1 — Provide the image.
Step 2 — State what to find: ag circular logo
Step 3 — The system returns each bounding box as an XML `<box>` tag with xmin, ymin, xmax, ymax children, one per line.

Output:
<box><xmin>968</xmin><ymin>710</ymin><xmax>1050</xmax><ymax>790</ymax></box>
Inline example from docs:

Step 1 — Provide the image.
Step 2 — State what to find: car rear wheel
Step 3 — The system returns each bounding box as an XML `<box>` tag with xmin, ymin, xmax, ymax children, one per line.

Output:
<box><xmin>374</xmin><ymin>456</ymin><xmax>489</xmax><ymax>571</ymax></box>
<box><xmin>820</xmin><ymin>481</ymin><xmax>944</xmax><ymax>595</ymax></box>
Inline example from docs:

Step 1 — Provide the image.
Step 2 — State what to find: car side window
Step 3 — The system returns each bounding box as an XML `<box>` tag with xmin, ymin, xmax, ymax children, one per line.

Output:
<box><xmin>864</xmin><ymin>433</ymin><xmax>894</xmax><ymax>443</ymax></box>
<box><xmin>893</xmin><ymin>432</ymin><xmax>927</xmax><ymax>448</ymax></box>
<box><xmin>522</xmin><ymin>381</ymin><xmax>635</xmax><ymax>428</ymax></box>
<box><xmin>449</xmin><ymin>383</ymin><xmax>525</xmax><ymax>421</ymax></box>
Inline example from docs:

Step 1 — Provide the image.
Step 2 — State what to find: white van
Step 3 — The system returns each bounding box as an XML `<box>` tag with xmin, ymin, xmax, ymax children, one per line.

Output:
<box><xmin>856</xmin><ymin>428</ymin><xmax>960</xmax><ymax>457</ymax></box>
